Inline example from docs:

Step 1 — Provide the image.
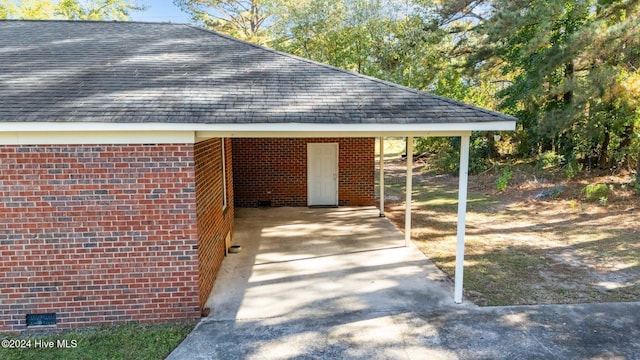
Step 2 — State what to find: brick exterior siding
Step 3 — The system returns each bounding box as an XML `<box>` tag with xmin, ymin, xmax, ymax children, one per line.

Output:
<box><xmin>232</xmin><ymin>138</ymin><xmax>375</xmax><ymax>207</ymax></box>
<box><xmin>194</xmin><ymin>138</ymin><xmax>234</xmax><ymax>308</ymax></box>
<box><xmin>0</xmin><ymin>136</ymin><xmax>372</xmax><ymax>332</ymax></box>
<box><xmin>0</xmin><ymin>144</ymin><xmax>201</xmax><ymax>332</ymax></box>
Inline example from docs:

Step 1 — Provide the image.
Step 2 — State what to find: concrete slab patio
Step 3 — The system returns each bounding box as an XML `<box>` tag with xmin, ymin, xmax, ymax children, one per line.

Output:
<box><xmin>168</xmin><ymin>207</ymin><xmax>640</xmax><ymax>359</ymax></box>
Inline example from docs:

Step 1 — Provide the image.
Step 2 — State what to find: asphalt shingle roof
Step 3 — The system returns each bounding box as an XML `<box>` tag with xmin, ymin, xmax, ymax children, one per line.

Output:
<box><xmin>0</xmin><ymin>20</ymin><xmax>516</xmax><ymax>125</ymax></box>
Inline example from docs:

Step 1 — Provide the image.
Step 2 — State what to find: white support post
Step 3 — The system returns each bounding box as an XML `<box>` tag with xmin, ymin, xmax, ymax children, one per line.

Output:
<box><xmin>454</xmin><ymin>133</ymin><xmax>471</xmax><ymax>304</ymax></box>
<box><xmin>404</xmin><ymin>136</ymin><xmax>413</xmax><ymax>247</ymax></box>
<box><xmin>379</xmin><ymin>136</ymin><xmax>385</xmax><ymax>217</ymax></box>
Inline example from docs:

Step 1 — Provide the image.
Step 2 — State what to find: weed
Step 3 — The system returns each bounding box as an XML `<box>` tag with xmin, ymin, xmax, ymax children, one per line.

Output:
<box><xmin>569</xmin><ymin>200</ymin><xmax>578</xmax><ymax>211</ymax></box>
<box><xmin>582</xmin><ymin>183</ymin><xmax>610</xmax><ymax>202</ymax></box>
<box><xmin>495</xmin><ymin>167</ymin><xmax>513</xmax><ymax>192</ymax></box>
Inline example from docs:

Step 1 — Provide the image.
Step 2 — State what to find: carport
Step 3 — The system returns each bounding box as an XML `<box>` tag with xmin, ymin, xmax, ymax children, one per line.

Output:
<box><xmin>197</xmin><ymin>127</ymin><xmax>514</xmax><ymax>304</ymax></box>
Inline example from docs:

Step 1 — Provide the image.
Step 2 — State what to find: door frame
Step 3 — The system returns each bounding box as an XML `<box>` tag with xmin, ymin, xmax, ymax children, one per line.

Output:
<box><xmin>307</xmin><ymin>143</ymin><xmax>339</xmax><ymax>206</ymax></box>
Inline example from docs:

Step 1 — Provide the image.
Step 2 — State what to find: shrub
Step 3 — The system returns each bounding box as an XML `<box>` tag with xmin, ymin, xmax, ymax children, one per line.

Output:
<box><xmin>495</xmin><ymin>167</ymin><xmax>513</xmax><ymax>192</ymax></box>
<box><xmin>421</xmin><ymin>133</ymin><xmax>493</xmax><ymax>175</ymax></box>
<box><xmin>434</xmin><ymin>144</ymin><xmax>459</xmax><ymax>174</ymax></box>
<box><xmin>582</xmin><ymin>183</ymin><xmax>610</xmax><ymax>202</ymax></box>
<box><xmin>563</xmin><ymin>159</ymin><xmax>583</xmax><ymax>179</ymax></box>
<box><xmin>469</xmin><ymin>136</ymin><xmax>492</xmax><ymax>174</ymax></box>
<box><xmin>414</xmin><ymin>137</ymin><xmax>451</xmax><ymax>155</ymax></box>
<box><xmin>536</xmin><ymin>151</ymin><xmax>564</xmax><ymax>170</ymax></box>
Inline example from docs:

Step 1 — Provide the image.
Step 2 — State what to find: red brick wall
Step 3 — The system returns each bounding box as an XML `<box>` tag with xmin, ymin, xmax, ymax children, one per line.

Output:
<box><xmin>0</xmin><ymin>144</ymin><xmax>200</xmax><ymax>332</ymax></box>
<box><xmin>232</xmin><ymin>138</ymin><xmax>375</xmax><ymax>207</ymax></box>
<box><xmin>194</xmin><ymin>138</ymin><xmax>234</xmax><ymax>308</ymax></box>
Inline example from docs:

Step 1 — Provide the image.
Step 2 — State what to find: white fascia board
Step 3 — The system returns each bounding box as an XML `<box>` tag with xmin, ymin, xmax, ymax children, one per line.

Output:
<box><xmin>196</xmin><ymin>121</ymin><xmax>515</xmax><ymax>139</ymax></box>
<box><xmin>0</xmin><ymin>121</ymin><xmax>515</xmax><ymax>144</ymax></box>
<box><xmin>0</xmin><ymin>130</ymin><xmax>196</xmax><ymax>145</ymax></box>
<box><xmin>196</xmin><ymin>121</ymin><xmax>515</xmax><ymax>137</ymax></box>
<box><xmin>195</xmin><ymin>122</ymin><xmax>513</xmax><ymax>138</ymax></box>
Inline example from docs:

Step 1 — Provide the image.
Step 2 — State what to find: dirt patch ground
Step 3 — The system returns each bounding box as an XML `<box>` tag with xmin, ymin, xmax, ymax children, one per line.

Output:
<box><xmin>380</xmin><ymin>154</ymin><xmax>640</xmax><ymax>306</ymax></box>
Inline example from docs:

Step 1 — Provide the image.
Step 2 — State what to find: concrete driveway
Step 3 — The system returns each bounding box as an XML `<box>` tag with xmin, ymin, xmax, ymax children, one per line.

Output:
<box><xmin>168</xmin><ymin>207</ymin><xmax>640</xmax><ymax>359</ymax></box>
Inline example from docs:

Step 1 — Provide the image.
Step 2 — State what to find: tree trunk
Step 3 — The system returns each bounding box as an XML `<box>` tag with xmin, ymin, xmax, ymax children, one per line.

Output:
<box><xmin>636</xmin><ymin>150</ymin><xmax>640</xmax><ymax>184</ymax></box>
<box><xmin>617</xmin><ymin>123</ymin><xmax>634</xmax><ymax>169</ymax></box>
<box><xmin>599</xmin><ymin>130</ymin><xmax>610</xmax><ymax>169</ymax></box>
<box><xmin>637</xmin><ymin>151</ymin><xmax>640</xmax><ymax>184</ymax></box>
<box><xmin>563</xmin><ymin>62</ymin><xmax>574</xmax><ymax>105</ymax></box>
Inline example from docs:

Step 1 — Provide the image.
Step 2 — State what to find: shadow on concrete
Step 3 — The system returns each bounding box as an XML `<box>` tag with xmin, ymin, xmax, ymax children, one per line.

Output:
<box><xmin>168</xmin><ymin>207</ymin><xmax>640</xmax><ymax>360</ymax></box>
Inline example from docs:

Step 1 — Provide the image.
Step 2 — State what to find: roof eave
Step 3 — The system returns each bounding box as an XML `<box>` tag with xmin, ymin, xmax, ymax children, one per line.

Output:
<box><xmin>0</xmin><ymin>121</ymin><xmax>516</xmax><ymax>145</ymax></box>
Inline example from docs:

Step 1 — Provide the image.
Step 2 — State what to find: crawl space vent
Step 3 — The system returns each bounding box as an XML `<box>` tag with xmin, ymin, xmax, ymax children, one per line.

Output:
<box><xmin>26</xmin><ymin>313</ymin><xmax>57</xmax><ymax>326</ymax></box>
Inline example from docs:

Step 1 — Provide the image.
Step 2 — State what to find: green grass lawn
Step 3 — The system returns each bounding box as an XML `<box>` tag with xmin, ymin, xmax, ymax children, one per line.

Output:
<box><xmin>0</xmin><ymin>322</ymin><xmax>195</xmax><ymax>360</ymax></box>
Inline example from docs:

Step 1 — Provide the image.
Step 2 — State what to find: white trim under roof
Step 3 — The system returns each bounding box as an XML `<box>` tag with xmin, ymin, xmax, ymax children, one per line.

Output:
<box><xmin>0</xmin><ymin>121</ymin><xmax>515</xmax><ymax>145</ymax></box>
<box><xmin>0</xmin><ymin>131</ymin><xmax>197</xmax><ymax>145</ymax></box>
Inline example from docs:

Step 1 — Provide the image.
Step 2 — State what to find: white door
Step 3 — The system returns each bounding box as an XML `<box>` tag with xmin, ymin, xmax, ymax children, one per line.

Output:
<box><xmin>307</xmin><ymin>143</ymin><xmax>338</xmax><ymax>206</ymax></box>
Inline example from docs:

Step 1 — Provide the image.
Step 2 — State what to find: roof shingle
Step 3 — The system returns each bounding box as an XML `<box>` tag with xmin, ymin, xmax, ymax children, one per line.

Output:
<box><xmin>0</xmin><ymin>20</ymin><xmax>516</xmax><ymax>125</ymax></box>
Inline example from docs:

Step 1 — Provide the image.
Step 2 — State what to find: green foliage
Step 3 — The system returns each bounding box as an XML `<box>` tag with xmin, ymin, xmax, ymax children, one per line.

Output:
<box><xmin>468</xmin><ymin>135</ymin><xmax>493</xmax><ymax>174</ymax></box>
<box><xmin>414</xmin><ymin>137</ymin><xmax>450</xmax><ymax>155</ymax></box>
<box><xmin>495</xmin><ymin>167</ymin><xmax>513</xmax><ymax>192</ymax></box>
<box><xmin>536</xmin><ymin>151</ymin><xmax>564</xmax><ymax>170</ymax></box>
<box><xmin>266</xmin><ymin>0</ymin><xmax>447</xmax><ymax>86</ymax></box>
<box><xmin>582</xmin><ymin>183</ymin><xmax>611</xmax><ymax>202</ymax></box>
<box><xmin>1</xmin><ymin>0</ymin><xmax>142</xmax><ymax>20</ymax></box>
<box><xmin>563</xmin><ymin>159</ymin><xmax>583</xmax><ymax>179</ymax></box>
<box><xmin>433</xmin><ymin>144</ymin><xmax>460</xmax><ymax>174</ymax></box>
<box><xmin>174</xmin><ymin>0</ymin><xmax>270</xmax><ymax>44</ymax></box>
<box><xmin>57</xmin><ymin>0</ymin><xmax>143</xmax><ymax>20</ymax></box>
<box><xmin>434</xmin><ymin>0</ymin><xmax>640</xmax><ymax>171</ymax></box>
<box><xmin>0</xmin><ymin>0</ymin><xmax>54</xmax><ymax>19</ymax></box>
<box><xmin>415</xmin><ymin>133</ymin><xmax>493</xmax><ymax>175</ymax></box>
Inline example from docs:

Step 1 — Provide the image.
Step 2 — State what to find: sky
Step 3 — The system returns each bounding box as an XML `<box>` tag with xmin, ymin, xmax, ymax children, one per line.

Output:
<box><xmin>130</xmin><ymin>1</ymin><xmax>192</xmax><ymax>23</ymax></box>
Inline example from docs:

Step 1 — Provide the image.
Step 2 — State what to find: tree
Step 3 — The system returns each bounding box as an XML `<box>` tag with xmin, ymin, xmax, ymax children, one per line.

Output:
<box><xmin>56</xmin><ymin>0</ymin><xmax>143</xmax><ymax>20</ymax></box>
<box><xmin>0</xmin><ymin>0</ymin><xmax>55</xmax><ymax>19</ymax></box>
<box><xmin>434</xmin><ymin>0</ymin><xmax>640</xmax><ymax>171</ymax></box>
<box><xmin>267</xmin><ymin>0</ymin><xmax>441</xmax><ymax>83</ymax></box>
<box><xmin>173</xmin><ymin>0</ymin><xmax>270</xmax><ymax>44</ymax></box>
<box><xmin>0</xmin><ymin>0</ymin><xmax>143</xmax><ymax>20</ymax></box>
